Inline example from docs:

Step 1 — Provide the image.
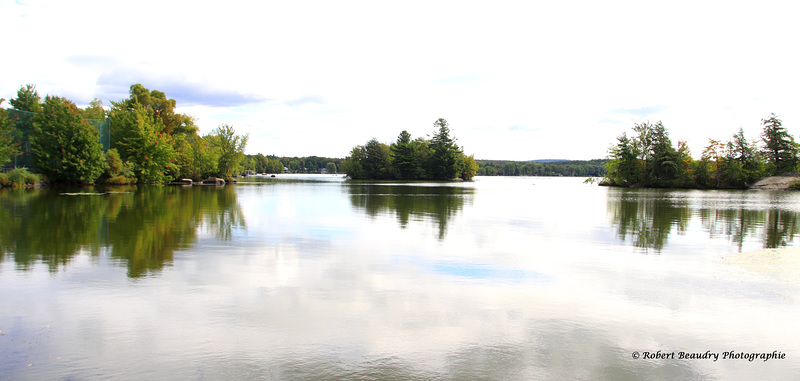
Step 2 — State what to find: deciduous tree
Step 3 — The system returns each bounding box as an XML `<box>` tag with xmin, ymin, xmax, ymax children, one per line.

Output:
<box><xmin>0</xmin><ymin>99</ymin><xmax>19</xmax><ymax>166</ymax></box>
<box><xmin>209</xmin><ymin>124</ymin><xmax>248</xmax><ymax>180</ymax></box>
<box><xmin>30</xmin><ymin>96</ymin><xmax>104</xmax><ymax>183</ymax></box>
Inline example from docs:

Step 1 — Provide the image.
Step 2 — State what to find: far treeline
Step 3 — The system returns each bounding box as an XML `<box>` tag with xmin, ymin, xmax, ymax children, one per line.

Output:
<box><xmin>342</xmin><ymin>118</ymin><xmax>479</xmax><ymax>181</ymax></box>
<box><xmin>476</xmin><ymin>159</ymin><xmax>607</xmax><ymax>177</ymax></box>
<box><xmin>1</xmin><ymin>84</ymin><xmax>251</xmax><ymax>186</ymax></box>
<box><xmin>240</xmin><ymin>154</ymin><xmax>344</xmax><ymax>175</ymax></box>
<box><xmin>605</xmin><ymin>114</ymin><xmax>795</xmax><ymax>189</ymax></box>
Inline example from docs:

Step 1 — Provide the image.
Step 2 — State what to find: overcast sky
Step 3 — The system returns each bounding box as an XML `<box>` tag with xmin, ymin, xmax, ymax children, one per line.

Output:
<box><xmin>2</xmin><ymin>0</ymin><xmax>799</xmax><ymax>161</ymax></box>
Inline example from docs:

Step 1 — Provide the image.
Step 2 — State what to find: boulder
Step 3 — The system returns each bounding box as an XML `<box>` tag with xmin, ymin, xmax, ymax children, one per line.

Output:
<box><xmin>202</xmin><ymin>177</ymin><xmax>225</xmax><ymax>185</ymax></box>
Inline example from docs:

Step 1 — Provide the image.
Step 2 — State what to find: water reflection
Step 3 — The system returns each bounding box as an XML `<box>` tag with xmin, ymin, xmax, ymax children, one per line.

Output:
<box><xmin>346</xmin><ymin>184</ymin><xmax>472</xmax><ymax>239</ymax></box>
<box><xmin>608</xmin><ymin>188</ymin><xmax>800</xmax><ymax>251</ymax></box>
<box><xmin>0</xmin><ymin>186</ymin><xmax>244</xmax><ymax>277</ymax></box>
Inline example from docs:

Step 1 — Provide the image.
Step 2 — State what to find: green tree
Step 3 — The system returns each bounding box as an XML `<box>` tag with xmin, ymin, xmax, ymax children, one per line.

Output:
<box><xmin>80</xmin><ymin>98</ymin><xmax>107</xmax><ymax>120</ymax></box>
<box><xmin>605</xmin><ymin>132</ymin><xmax>642</xmax><ymax>186</ymax></box>
<box><xmin>326</xmin><ymin>162</ymin><xmax>337</xmax><ymax>173</ymax></box>
<box><xmin>725</xmin><ymin>128</ymin><xmax>763</xmax><ymax>186</ymax></box>
<box><xmin>363</xmin><ymin>138</ymin><xmax>392</xmax><ymax>179</ymax></box>
<box><xmin>9</xmin><ymin>84</ymin><xmax>42</xmax><ymax>112</ymax></box>
<box><xmin>429</xmin><ymin>118</ymin><xmax>462</xmax><ymax>180</ymax></box>
<box><xmin>188</xmin><ymin>134</ymin><xmax>218</xmax><ymax>179</ymax></box>
<box><xmin>461</xmin><ymin>154</ymin><xmax>478</xmax><ymax>181</ymax></box>
<box><xmin>209</xmin><ymin>124</ymin><xmax>248</xmax><ymax>180</ymax></box>
<box><xmin>0</xmin><ymin>99</ymin><xmax>19</xmax><ymax>166</ymax></box>
<box><xmin>343</xmin><ymin>146</ymin><xmax>366</xmax><ymax>179</ymax></box>
<box><xmin>390</xmin><ymin>130</ymin><xmax>417</xmax><ymax>180</ymax></box>
<box><xmin>109</xmin><ymin>104</ymin><xmax>176</xmax><ymax>183</ymax></box>
<box><xmin>30</xmin><ymin>96</ymin><xmax>105</xmax><ymax>183</ymax></box>
<box><xmin>760</xmin><ymin>113</ymin><xmax>798</xmax><ymax>175</ymax></box>
<box><xmin>647</xmin><ymin>122</ymin><xmax>681</xmax><ymax>186</ymax></box>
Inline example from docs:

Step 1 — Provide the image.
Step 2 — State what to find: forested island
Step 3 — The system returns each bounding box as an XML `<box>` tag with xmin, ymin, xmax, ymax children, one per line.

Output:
<box><xmin>603</xmin><ymin>115</ymin><xmax>797</xmax><ymax>189</ymax></box>
<box><xmin>342</xmin><ymin>118</ymin><xmax>478</xmax><ymax>181</ymax></box>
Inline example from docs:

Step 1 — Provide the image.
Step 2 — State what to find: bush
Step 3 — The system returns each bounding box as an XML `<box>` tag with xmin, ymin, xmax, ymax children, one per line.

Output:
<box><xmin>0</xmin><ymin>173</ymin><xmax>7</xmax><ymax>187</ymax></box>
<box><xmin>789</xmin><ymin>181</ymin><xmax>800</xmax><ymax>190</ymax></box>
<box><xmin>106</xmin><ymin>175</ymin><xmax>137</xmax><ymax>185</ymax></box>
<box><xmin>3</xmin><ymin>168</ymin><xmax>40</xmax><ymax>188</ymax></box>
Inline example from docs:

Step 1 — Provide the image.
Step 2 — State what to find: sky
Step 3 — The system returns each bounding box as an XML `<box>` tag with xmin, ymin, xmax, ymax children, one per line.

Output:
<box><xmin>2</xmin><ymin>0</ymin><xmax>799</xmax><ymax>161</ymax></box>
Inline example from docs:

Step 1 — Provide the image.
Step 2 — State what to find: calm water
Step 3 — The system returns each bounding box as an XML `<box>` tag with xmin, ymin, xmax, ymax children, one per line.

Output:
<box><xmin>1</xmin><ymin>175</ymin><xmax>799</xmax><ymax>380</ymax></box>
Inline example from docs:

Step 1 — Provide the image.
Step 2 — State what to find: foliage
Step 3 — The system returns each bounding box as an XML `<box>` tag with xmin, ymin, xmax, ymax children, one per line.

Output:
<box><xmin>9</xmin><ymin>84</ymin><xmax>42</xmax><ymax>112</ymax></box>
<box><xmin>80</xmin><ymin>98</ymin><xmax>107</xmax><ymax>120</ymax></box>
<box><xmin>109</xmin><ymin>104</ymin><xmax>176</xmax><ymax>183</ymax></box>
<box><xmin>326</xmin><ymin>162</ymin><xmax>337</xmax><ymax>173</ymax></box>
<box><xmin>605</xmin><ymin>114</ymin><xmax>795</xmax><ymax>189</ymax></box>
<box><xmin>342</xmin><ymin>146</ymin><xmax>366</xmax><ymax>179</ymax></box>
<box><xmin>390</xmin><ymin>130</ymin><xmax>418</xmax><ymax>180</ymax></box>
<box><xmin>30</xmin><ymin>96</ymin><xmax>105</xmax><ymax>183</ymax></box>
<box><xmin>343</xmin><ymin>119</ymin><xmax>474</xmax><ymax>181</ymax></box>
<box><xmin>605</xmin><ymin>133</ymin><xmax>641</xmax><ymax>186</ymax></box>
<box><xmin>362</xmin><ymin>138</ymin><xmax>392</xmax><ymax>179</ymax></box>
<box><xmin>208</xmin><ymin>124</ymin><xmax>249</xmax><ymax>180</ymax></box>
<box><xmin>98</xmin><ymin>148</ymin><xmax>136</xmax><ymax>184</ymax></box>
<box><xmin>0</xmin><ymin>99</ymin><xmax>20</xmax><ymax>166</ymax></box>
<box><xmin>760</xmin><ymin>113</ymin><xmax>798</xmax><ymax>175</ymax></box>
<box><xmin>477</xmin><ymin>159</ymin><xmax>607</xmax><ymax>177</ymax></box>
<box><xmin>0</xmin><ymin>167</ymin><xmax>39</xmax><ymax>188</ymax></box>
<box><xmin>429</xmin><ymin>118</ymin><xmax>463</xmax><ymax>180</ymax></box>
<box><xmin>789</xmin><ymin>181</ymin><xmax>800</xmax><ymax>190</ymax></box>
<box><xmin>118</xmin><ymin>84</ymin><xmax>197</xmax><ymax>135</ymax></box>
<box><xmin>461</xmin><ymin>154</ymin><xmax>478</xmax><ymax>181</ymax></box>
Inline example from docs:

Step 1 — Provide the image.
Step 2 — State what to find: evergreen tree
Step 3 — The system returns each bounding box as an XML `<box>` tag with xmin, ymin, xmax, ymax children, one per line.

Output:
<box><xmin>606</xmin><ymin>132</ymin><xmax>642</xmax><ymax>186</ymax></box>
<box><xmin>390</xmin><ymin>130</ymin><xmax>418</xmax><ymax>180</ymax></box>
<box><xmin>9</xmin><ymin>84</ymin><xmax>42</xmax><ymax>112</ymax></box>
<box><xmin>429</xmin><ymin>118</ymin><xmax>462</xmax><ymax>180</ymax></box>
<box><xmin>363</xmin><ymin>138</ymin><xmax>391</xmax><ymax>179</ymax></box>
<box><xmin>760</xmin><ymin>113</ymin><xmax>798</xmax><ymax>175</ymax></box>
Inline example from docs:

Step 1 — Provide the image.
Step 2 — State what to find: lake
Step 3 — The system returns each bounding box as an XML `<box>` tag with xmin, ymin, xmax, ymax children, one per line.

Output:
<box><xmin>1</xmin><ymin>175</ymin><xmax>799</xmax><ymax>380</ymax></box>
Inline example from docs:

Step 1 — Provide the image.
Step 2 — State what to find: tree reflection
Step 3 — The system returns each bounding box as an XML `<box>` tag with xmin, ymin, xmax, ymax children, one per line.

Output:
<box><xmin>0</xmin><ymin>185</ymin><xmax>244</xmax><ymax>277</ymax></box>
<box><xmin>606</xmin><ymin>189</ymin><xmax>690</xmax><ymax>252</ymax></box>
<box><xmin>347</xmin><ymin>184</ymin><xmax>471</xmax><ymax>239</ymax></box>
<box><xmin>608</xmin><ymin>188</ymin><xmax>800</xmax><ymax>251</ymax></box>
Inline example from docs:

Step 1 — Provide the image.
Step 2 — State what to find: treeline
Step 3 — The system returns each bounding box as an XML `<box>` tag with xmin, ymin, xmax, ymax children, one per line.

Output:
<box><xmin>476</xmin><ymin>159</ymin><xmax>607</xmax><ymax>177</ymax></box>
<box><xmin>1</xmin><ymin>84</ymin><xmax>249</xmax><ymax>184</ymax></box>
<box><xmin>342</xmin><ymin>118</ymin><xmax>478</xmax><ymax>181</ymax></box>
<box><xmin>240</xmin><ymin>154</ymin><xmax>345</xmax><ymax>174</ymax></box>
<box><xmin>605</xmin><ymin>114</ymin><xmax>795</xmax><ymax>189</ymax></box>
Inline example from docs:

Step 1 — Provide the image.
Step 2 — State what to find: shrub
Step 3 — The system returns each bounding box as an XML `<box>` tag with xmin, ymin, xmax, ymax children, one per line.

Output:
<box><xmin>789</xmin><ymin>181</ymin><xmax>800</xmax><ymax>190</ymax></box>
<box><xmin>3</xmin><ymin>167</ymin><xmax>40</xmax><ymax>188</ymax></box>
<box><xmin>106</xmin><ymin>175</ymin><xmax>137</xmax><ymax>185</ymax></box>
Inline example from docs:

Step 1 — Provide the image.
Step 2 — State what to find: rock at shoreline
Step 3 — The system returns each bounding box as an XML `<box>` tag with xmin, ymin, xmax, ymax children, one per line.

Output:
<box><xmin>202</xmin><ymin>177</ymin><xmax>225</xmax><ymax>186</ymax></box>
<box><xmin>749</xmin><ymin>175</ymin><xmax>800</xmax><ymax>190</ymax></box>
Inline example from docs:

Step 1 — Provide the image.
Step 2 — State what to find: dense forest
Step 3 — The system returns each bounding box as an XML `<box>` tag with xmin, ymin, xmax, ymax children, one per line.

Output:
<box><xmin>1</xmin><ymin>84</ymin><xmax>250</xmax><ymax>185</ymax></box>
<box><xmin>476</xmin><ymin>159</ymin><xmax>607</xmax><ymax>177</ymax></box>
<box><xmin>604</xmin><ymin>114</ymin><xmax>795</xmax><ymax>189</ymax></box>
<box><xmin>341</xmin><ymin>118</ymin><xmax>478</xmax><ymax>181</ymax></box>
<box><xmin>240</xmin><ymin>154</ymin><xmax>344</xmax><ymax>175</ymax></box>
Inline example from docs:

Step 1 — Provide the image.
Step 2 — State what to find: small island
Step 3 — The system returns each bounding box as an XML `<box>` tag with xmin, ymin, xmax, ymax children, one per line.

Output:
<box><xmin>602</xmin><ymin>114</ymin><xmax>800</xmax><ymax>190</ymax></box>
<box><xmin>342</xmin><ymin>118</ymin><xmax>478</xmax><ymax>181</ymax></box>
